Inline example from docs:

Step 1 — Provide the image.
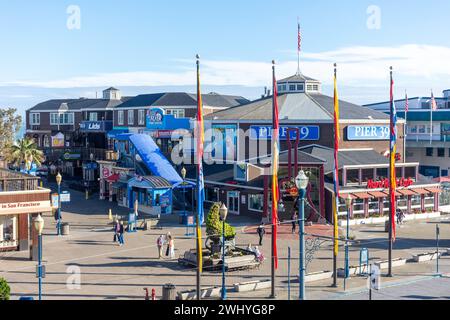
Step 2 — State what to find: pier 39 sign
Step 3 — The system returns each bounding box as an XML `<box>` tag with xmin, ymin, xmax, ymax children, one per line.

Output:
<box><xmin>250</xmin><ymin>126</ymin><xmax>320</xmax><ymax>141</ymax></box>
<box><xmin>347</xmin><ymin>125</ymin><xmax>390</xmax><ymax>141</ymax></box>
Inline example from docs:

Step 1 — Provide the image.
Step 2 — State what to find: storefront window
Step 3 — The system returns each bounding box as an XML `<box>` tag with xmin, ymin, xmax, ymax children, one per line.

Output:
<box><xmin>362</xmin><ymin>168</ymin><xmax>374</xmax><ymax>183</ymax></box>
<box><xmin>376</xmin><ymin>168</ymin><xmax>388</xmax><ymax>180</ymax></box>
<box><xmin>205</xmin><ymin>188</ymin><xmax>218</xmax><ymax>203</ymax></box>
<box><xmin>0</xmin><ymin>216</ymin><xmax>17</xmax><ymax>247</ymax></box>
<box><xmin>411</xmin><ymin>195</ymin><xmax>421</xmax><ymax>211</ymax></box>
<box><xmin>397</xmin><ymin>196</ymin><xmax>408</xmax><ymax>210</ymax></box>
<box><xmin>404</xmin><ymin>167</ymin><xmax>416</xmax><ymax>180</ymax></box>
<box><xmin>248</xmin><ymin>194</ymin><xmax>264</xmax><ymax>212</ymax></box>
<box><xmin>368</xmin><ymin>199</ymin><xmax>379</xmax><ymax>215</ymax></box>
<box><xmin>346</xmin><ymin>169</ymin><xmax>360</xmax><ymax>185</ymax></box>
<box><xmin>396</xmin><ymin>167</ymin><xmax>403</xmax><ymax>179</ymax></box>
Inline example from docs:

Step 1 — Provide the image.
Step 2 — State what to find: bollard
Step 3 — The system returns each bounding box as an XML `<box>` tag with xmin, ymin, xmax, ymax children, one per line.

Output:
<box><xmin>144</xmin><ymin>288</ymin><xmax>149</xmax><ymax>300</ymax></box>
<box><xmin>85</xmin><ymin>189</ymin><xmax>89</xmax><ymax>200</ymax></box>
<box><xmin>108</xmin><ymin>209</ymin><xmax>113</xmax><ymax>221</ymax></box>
<box><xmin>162</xmin><ymin>284</ymin><xmax>176</xmax><ymax>300</ymax></box>
<box><xmin>151</xmin><ymin>288</ymin><xmax>156</xmax><ymax>300</ymax></box>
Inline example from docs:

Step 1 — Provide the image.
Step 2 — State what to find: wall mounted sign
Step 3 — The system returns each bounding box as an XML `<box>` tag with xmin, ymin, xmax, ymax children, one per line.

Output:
<box><xmin>0</xmin><ymin>201</ymin><xmax>52</xmax><ymax>215</ymax></box>
<box><xmin>347</xmin><ymin>126</ymin><xmax>390</xmax><ymax>141</ymax></box>
<box><xmin>51</xmin><ymin>133</ymin><xmax>65</xmax><ymax>148</ymax></box>
<box><xmin>62</xmin><ymin>152</ymin><xmax>81</xmax><ymax>161</ymax></box>
<box><xmin>367</xmin><ymin>178</ymin><xmax>413</xmax><ymax>189</ymax></box>
<box><xmin>146</xmin><ymin>108</ymin><xmax>164</xmax><ymax>127</ymax></box>
<box><xmin>250</xmin><ymin>126</ymin><xmax>320</xmax><ymax>141</ymax></box>
<box><xmin>80</xmin><ymin>121</ymin><xmax>112</xmax><ymax>132</ymax></box>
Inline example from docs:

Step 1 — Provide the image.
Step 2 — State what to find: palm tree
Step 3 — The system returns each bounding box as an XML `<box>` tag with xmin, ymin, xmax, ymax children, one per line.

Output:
<box><xmin>5</xmin><ymin>137</ymin><xmax>44</xmax><ymax>169</ymax></box>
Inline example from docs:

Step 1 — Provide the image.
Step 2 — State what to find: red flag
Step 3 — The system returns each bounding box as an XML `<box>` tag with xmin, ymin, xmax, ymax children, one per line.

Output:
<box><xmin>431</xmin><ymin>90</ymin><xmax>438</xmax><ymax>111</ymax></box>
<box><xmin>271</xmin><ymin>63</ymin><xmax>279</xmax><ymax>269</ymax></box>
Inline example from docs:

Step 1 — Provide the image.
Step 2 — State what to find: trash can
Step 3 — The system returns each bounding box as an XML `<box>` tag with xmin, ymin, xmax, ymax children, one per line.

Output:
<box><xmin>162</xmin><ymin>283</ymin><xmax>176</xmax><ymax>300</ymax></box>
<box><xmin>61</xmin><ymin>223</ymin><xmax>70</xmax><ymax>236</ymax></box>
<box><xmin>384</xmin><ymin>221</ymin><xmax>390</xmax><ymax>233</ymax></box>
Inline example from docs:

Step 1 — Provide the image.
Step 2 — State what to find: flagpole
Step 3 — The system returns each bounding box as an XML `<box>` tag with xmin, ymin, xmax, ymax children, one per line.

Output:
<box><xmin>332</xmin><ymin>63</ymin><xmax>338</xmax><ymax>288</ymax></box>
<box><xmin>270</xmin><ymin>60</ymin><xmax>277</xmax><ymax>299</ymax></box>
<box><xmin>297</xmin><ymin>18</ymin><xmax>300</xmax><ymax>75</ymax></box>
<box><xmin>388</xmin><ymin>66</ymin><xmax>394</xmax><ymax>277</ymax></box>
<box><xmin>196</xmin><ymin>55</ymin><xmax>202</xmax><ymax>300</ymax></box>
<box><xmin>430</xmin><ymin>90</ymin><xmax>433</xmax><ymax>145</ymax></box>
<box><xmin>404</xmin><ymin>91</ymin><xmax>407</xmax><ymax>164</ymax></box>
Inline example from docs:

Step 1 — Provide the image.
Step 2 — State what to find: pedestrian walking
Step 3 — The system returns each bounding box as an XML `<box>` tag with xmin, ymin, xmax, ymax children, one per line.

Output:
<box><xmin>165</xmin><ymin>234</ymin><xmax>171</xmax><ymax>257</ymax></box>
<box><xmin>291</xmin><ymin>212</ymin><xmax>298</xmax><ymax>234</ymax></box>
<box><xmin>156</xmin><ymin>235</ymin><xmax>164</xmax><ymax>259</ymax></box>
<box><xmin>113</xmin><ymin>219</ymin><xmax>119</xmax><ymax>243</ymax></box>
<box><xmin>169</xmin><ymin>236</ymin><xmax>175</xmax><ymax>259</ymax></box>
<box><xmin>256</xmin><ymin>223</ymin><xmax>265</xmax><ymax>246</ymax></box>
<box><xmin>117</xmin><ymin>221</ymin><xmax>125</xmax><ymax>246</ymax></box>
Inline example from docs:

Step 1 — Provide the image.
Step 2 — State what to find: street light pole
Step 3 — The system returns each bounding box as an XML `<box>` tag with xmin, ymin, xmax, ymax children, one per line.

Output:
<box><xmin>34</xmin><ymin>215</ymin><xmax>44</xmax><ymax>301</ymax></box>
<box><xmin>56</xmin><ymin>173</ymin><xmax>62</xmax><ymax>236</ymax></box>
<box><xmin>295</xmin><ymin>170</ymin><xmax>309</xmax><ymax>301</ymax></box>
<box><xmin>219</xmin><ymin>203</ymin><xmax>228</xmax><ymax>300</ymax></box>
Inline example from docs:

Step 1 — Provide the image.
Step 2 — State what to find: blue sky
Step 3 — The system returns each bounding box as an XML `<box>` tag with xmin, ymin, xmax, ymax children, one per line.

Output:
<box><xmin>1</xmin><ymin>0</ymin><xmax>450</xmax><ymax>114</ymax></box>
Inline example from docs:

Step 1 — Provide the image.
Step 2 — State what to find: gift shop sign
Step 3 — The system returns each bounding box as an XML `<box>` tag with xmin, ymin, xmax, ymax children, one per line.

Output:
<box><xmin>0</xmin><ymin>201</ymin><xmax>52</xmax><ymax>215</ymax></box>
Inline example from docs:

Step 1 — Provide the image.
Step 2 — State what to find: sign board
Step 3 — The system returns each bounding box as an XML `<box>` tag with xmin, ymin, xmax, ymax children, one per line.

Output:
<box><xmin>60</xmin><ymin>191</ymin><xmax>71</xmax><ymax>203</ymax></box>
<box><xmin>146</xmin><ymin>108</ymin><xmax>164</xmax><ymax>127</ymax></box>
<box><xmin>0</xmin><ymin>201</ymin><xmax>52</xmax><ymax>215</ymax></box>
<box><xmin>79</xmin><ymin>121</ymin><xmax>112</xmax><ymax>132</ymax></box>
<box><xmin>51</xmin><ymin>133</ymin><xmax>65</xmax><ymax>148</ymax></box>
<box><xmin>51</xmin><ymin>194</ymin><xmax>59</xmax><ymax>208</ymax></box>
<box><xmin>36</xmin><ymin>265</ymin><xmax>46</xmax><ymax>278</ymax></box>
<box><xmin>250</xmin><ymin>126</ymin><xmax>320</xmax><ymax>141</ymax></box>
<box><xmin>62</xmin><ymin>152</ymin><xmax>81</xmax><ymax>161</ymax></box>
<box><xmin>83</xmin><ymin>162</ymin><xmax>98</xmax><ymax>170</ymax></box>
<box><xmin>347</xmin><ymin>125</ymin><xmax>390</xmax><ymax>141</ymax></box>
<box><xmin>368</xmin><ymin>264</ymin><xmax>381</xmax><ymax>291</ymax></box>
<box><xmin>186</xmin><ymin>215</ymin><xmax>195</xmax><ymax>226</ymax></box>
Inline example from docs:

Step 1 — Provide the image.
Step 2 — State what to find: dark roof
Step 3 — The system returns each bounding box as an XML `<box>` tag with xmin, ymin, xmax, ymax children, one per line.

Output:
<box><xmin>28</xmin><ymin>97</ymin><xmax>131</xmax><ymax>112</ymax></box>
<box><xmin>256</xmin><ymin>148</ymin><xmax>326</xmax><ymax>165</ymax></box>
<box><xmin>278</xmin><ymin>73</ymin><xmax>319</xmax><ymax>82</ymax></box>
<box><xmin>300</xmin><ymin>145</ymin><xmax>390</xmax><ymax>174</ymax></box>
<box><xmin>115</xmin><ymin>92</ymin><xmax>249</xmax><ymax>109</ymax></box>
<box><xmin>206</xmin><ymin>92</ymin><xmax>390</xmax><ymax>121</ymax></box>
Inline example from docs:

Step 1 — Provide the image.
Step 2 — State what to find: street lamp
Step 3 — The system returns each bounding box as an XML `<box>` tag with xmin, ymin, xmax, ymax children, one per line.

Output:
<box><xmin>181</xmin><ymin>167</ymin><xmax>187</xmax><ymax>217</ymax></box>
<box><xmin>344</xmin><ymin>194</ymin><xmax>352</xmax><ymax>290</ymax></box>
<box><xmin>295</xmin><ymin>170</ymin><xmax>309</xmax><ymax>300</ymax></box>
<box><xmin>219</xmin><ymin>203</ymin><xmax>228</xmax><ymax>300</ymax></box>
<box><xmin>33</xmin><ymin>214</ymin><xmax>44</xmax><ymax>301</ymax></box>
<box><xmin>56</xmin><ymin>172</ymin><xmax>62</xmax><ymax>236</ymax></box>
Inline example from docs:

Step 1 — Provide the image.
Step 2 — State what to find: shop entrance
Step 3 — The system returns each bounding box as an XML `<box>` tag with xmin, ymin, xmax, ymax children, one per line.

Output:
<box><xmin>227</xmin><ymin>191</ymin><xmax>240</xmax><ymax>215</ymax></box>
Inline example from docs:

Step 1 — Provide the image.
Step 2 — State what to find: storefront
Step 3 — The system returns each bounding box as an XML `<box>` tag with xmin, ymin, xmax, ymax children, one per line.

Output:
<box><xmin>127</xmin><ymin>176</ymin><xmax>174</xmax><ymax>215</ymax></box>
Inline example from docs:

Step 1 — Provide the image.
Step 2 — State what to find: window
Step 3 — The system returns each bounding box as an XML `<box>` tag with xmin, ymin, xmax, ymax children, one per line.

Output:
<box><xmin>278</xmin><ymin>84</ymin><xmax>287</xmax><ymax>92</ymax></box>
<box><xmin>396</xmin><ymin>167</ymin><xmax>403</xmax><ymax>178</ymax></box>
<box><xmin>426</xmin><ymin>148</ymin><xmax>433</xmax><ymax>157</ymax></box>
<box><xmin>50</xmin><ymin>113</ymin><xmax>59</xmax><ymax>125</ymax></box>
<box><xmin>418</xmin><ymin>125</ymin><xmax>426</xmax><ymax>134</ymax></box>
<box><xmin>361</xmin><ymin>168</ymin><xmax>374</xmax><ymax>183</ymax></box>
<box><xmin>312</xmin><ymin>84</ymin><xmax>319</xmax><ymax>91</ymax></box>
<box><xmin>248</xmin><ymin>194</ymin><xmax>264</xmax><ymax>212</ymax></box>
<box><xmin>289</xmin><ymin>84</ymin><xmax>296</xmax><ymax>91</ymax></box>
<box><xmin>138</xmin><ymin>110</ymin><xmax>145</xmax><ymax>125</ymax></box>
<box><xmin>50</xmin><ymin>112</ymin><xmax>74</xmax><ymax>125</ymax></box>
<box><xmin>307</xmin><ymin>85</ymin><xmax>313</xmax><ymax>91</ymax></box>
<box><xmin>128</xmin><ymin>110</ymin><xmax>134</xmax><ymax>125</ymax></box>
<box><xmin>346</xmin><ymin>169</ymin><xmax>360</xmax><ymax>185</ymax></box>
<box><xmin>410</xmin><ymin>125</ymin><xmax>417</xmax><ymax>134</ymax></box>
<box><xmin>30</xmin><ymin>113</ymin><xmax>40</xmax><ymax>125</ymax></box>
<box><xmin>438</xmin><ymin>148</ymin><xmax>445</xmax><ymax>157</ymax></box>
<box><xmin>376</xmin><ymin>168</ymin><xmax>388</xmax><ymax>180</ymax></box>
<box><xmin>404</xmin><ymin>167</ymin><xmax>416</xmax><ymax>180</ymax></box>
<box><xmin>167</xmin><ymin>109</ymin><xmax>185</xmax><ymax>118</ymax></box>
<box><xmin>205</xmin><ymin>188</ymin><xmax>218</xmax><ymax>202</ymax></box>
<box><xmin>118</xmin><ymin>111</ymin><xmax>124</xmax><ymax>125</ymax></box>
<box><xmin>296</xmin><ymin>84</ymin><xmax>304</xmax><ymax>91</ymax></box>
<box><xmin>89</xmin><ymin>112</ymin><xmax>98</xmax><ymax>121</ymax></box>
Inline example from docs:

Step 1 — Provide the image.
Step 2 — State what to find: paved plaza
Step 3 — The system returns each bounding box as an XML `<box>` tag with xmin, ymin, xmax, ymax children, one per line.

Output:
<box><xmin>1</xmin><ymin>184</ymin><xmax>450</xmax><ymax>300</ymax></box>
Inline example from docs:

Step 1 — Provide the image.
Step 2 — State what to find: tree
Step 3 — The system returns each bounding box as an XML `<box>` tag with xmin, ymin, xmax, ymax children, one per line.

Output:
<box><xmin>0</xmin><ymin>108</ymin><xmax>22</xmax><ymax>155</ymax></box>
<box><xmin>0</xmin><ymin>277</ymin><xmax>10</xmax><ymax>300</ymax></box>
<box><xmin>5</xmin><ymin>136</ymin><xmax>44</xmax><ymax>168</ymax></box>
<box><xmin>206</xmin><ymin>202</ymin><xmax>236</xmax><ymax>240</ymax></box>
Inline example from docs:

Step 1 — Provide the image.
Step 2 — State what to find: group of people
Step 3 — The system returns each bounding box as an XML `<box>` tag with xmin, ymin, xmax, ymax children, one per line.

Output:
<box><xmin>156</xmin><ymin>233</ymin><xmax>175</xmax><ymax>259</ymax></box>
<box><xmin>113</xmin><ymin>219</ymin><xmax>125</xmax><ymax>246</ymax></box>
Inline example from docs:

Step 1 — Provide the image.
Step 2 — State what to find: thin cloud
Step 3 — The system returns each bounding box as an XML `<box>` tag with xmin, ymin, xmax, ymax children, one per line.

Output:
<box><xmin>2</xmin><ymin>44</ymin><xmax>450</xmax><ymax>89</ymax></box>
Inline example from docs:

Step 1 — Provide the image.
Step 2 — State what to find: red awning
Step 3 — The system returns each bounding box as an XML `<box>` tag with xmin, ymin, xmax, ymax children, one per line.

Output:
<box><xmin>105</xmin><ymin>174</ymin><xmax>120</xmax><ymax>183</ymax></box>
<box><xmin>368</xmin><ymin>191</ymin><xmax>388</xmax><ymax>198</ymax></box>
<box><xmin>426</xmin><ymin>188</ymin><xmax>442</xmax><ymax>194</ymax></box>
<box><xmin>339</xmin><ymin>193</ymin><xmax>357</xmax><ymax>200</ymax></box>
<box><xmin>352</xmin><ymin>192</ymin><xmax>372</xmax><ymax>199</ymax></box>
<box><xmin>394</xmin><ymin>190</ymin><xmax>403</xmax><ymax>197</ymax></box>
<box><xmin>411</xmin><ymin>188</ymin><xmax>430</xmax><ymax>195</ymax></box>
<box><xmin>398</xmin><ymin>189</ymin><xmax>417</xmax><ymax>196</ymax></box>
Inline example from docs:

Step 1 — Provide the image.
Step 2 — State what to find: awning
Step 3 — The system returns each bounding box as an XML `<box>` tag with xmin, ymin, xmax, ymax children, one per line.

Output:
<box><xmin>112</xmin><ymin>181</ymin><xmax>128</xmax><ymax>189</ymax></box>
<box><xmin>339</xmin><ymin>193</ymin><xmax>357</xmax><ymax>200</ymax></box>
<box><xmin>128</xmin><ymin>176</ymin><xmax>172</xmax><ymax>190</ymax></box>
<box><xmin>411</xmin><ymin>188</ymin><xmax>430</xmax><ymax>195</ymax></box>
<box><xmin>105</xmin><ymin>174</ymin><xmax>120</xmax><ymax>183</ymax></box>
<box><xmin>398</xmin><ymin>189</ymin><xmax>417</xmax><ymax>196</ymax></box>
<box><xmin>368</xmin><ymin>191</ymin><xmax>388</xmax><ymax>198</ymax></box>
<box><xmin>352</xmin><ymin>192</ymin><xmax>372</xmax><ymax>199</ymax></box>
<box><xmin>394</xmin><ymin>190</ymin><xmax>402</xmax><ymax>197</ymax></box>
<box><xmin>172</xmin><ymin>180</ymin><xmax>196</xmax><ymax>189</ymax></box>
<box><xmin>426</xmin><ymin>188</ymin><xmax>442</xmax><ymax>194</ymax></box>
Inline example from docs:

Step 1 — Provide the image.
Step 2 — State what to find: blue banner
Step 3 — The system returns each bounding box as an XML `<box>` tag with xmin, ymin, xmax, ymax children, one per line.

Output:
<box><xmin>80</xmin><ymin>121</ymin><xmax>112</xmax><ymax>132</ymax></box>
<box><xmin>250</xmin><ymin>126</ymin><xmax>320</xmax><ymax>141</ymax></box>
<box><xmin>347</xmin><ymin>125</ymin><xmax>390</xmax><ymax>141</ymax></box>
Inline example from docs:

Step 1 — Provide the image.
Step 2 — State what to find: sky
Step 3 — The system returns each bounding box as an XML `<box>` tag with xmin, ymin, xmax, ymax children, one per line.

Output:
<box><xmin>1</xmin><ymin>0</ymin><xmax>450</xmax><ymax>116</ymax></box>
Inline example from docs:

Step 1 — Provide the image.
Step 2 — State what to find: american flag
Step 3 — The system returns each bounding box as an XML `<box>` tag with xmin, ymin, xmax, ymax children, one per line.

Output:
<box><xmin>431</xmin><ymin>90</ymin><xmax>438</xmax><ymax>111</ymax></box>
<box><xmin>298</xmin><ymin>22</ymin><xmax>301</xmax><ymax>53</ymax></box>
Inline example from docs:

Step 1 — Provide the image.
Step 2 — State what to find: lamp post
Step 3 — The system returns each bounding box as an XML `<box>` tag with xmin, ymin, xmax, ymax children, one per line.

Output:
<box><xmin>181</xmin><ymin>167</ymin><xmax>189</xmax><ymax>235</ymax></box>
<box><xmin>344</xmin><ymin>194</ymin><xmax>352</xmax><ymax>290</ymax></box>
<box><xmin>295</xmin><ymin>170</ymin><xmax>309</xmax><ymax>300</ymax></box>
<box><xmin>56</xmin><ymin>172</ymin><xmax>62</xmax><ymax>236</ymax></box>
<box><xmin>34</xmin><ymin>214</ymin><xmax>44</xmax><ymax>300</ymax></box>
<box><xmin>219</xmin><ymin>203</ymin><xmax>228</xmax><ymax>300</ymax></box>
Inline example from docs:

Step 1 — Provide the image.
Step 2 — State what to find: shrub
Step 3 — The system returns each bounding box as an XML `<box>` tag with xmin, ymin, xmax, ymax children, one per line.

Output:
<box><xmin>205</xmin><ymin>202</ymin><xmax>236</xmax><ymax>240</ymax></box>
<box><xmin>0</xmin><ymin>278</ymin><xmax>10</xmax><ymax>300</ymax></box>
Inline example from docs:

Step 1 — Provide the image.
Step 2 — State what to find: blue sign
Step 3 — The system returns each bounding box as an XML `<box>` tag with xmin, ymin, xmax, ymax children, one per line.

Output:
<box><xmin>250</xmin><ymin>126</ymin><xmax>320</xmax><ymax>141</ymax></box>
<box><xmin>347</xmin><ymin>125</ymin><xmax>390</xmax><ymax>141</ymax></box>
<box><xmin>83</xmin><ymin>163</ymin><xmax>98</xmax><ymax>170</ymax></box>
<box><xmin>146</xmin><ymin>108</ymin><xmax>164</xmax><ymax>127</ymax></box>
<box><xmin>80</xmin><ymin>121</ymin><xmax>113</xmax><ymax>132</ymax></box>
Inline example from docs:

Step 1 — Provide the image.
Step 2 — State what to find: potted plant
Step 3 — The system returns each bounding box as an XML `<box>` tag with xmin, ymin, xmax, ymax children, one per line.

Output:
<box><xmin>205</xmin><ymin>203</ymin><xmax>236</xmax><ymax>254</ymax></box>
<box><xmin>0</xmin><ymin>278</ymin><xmax>10</xmax><ymax>300</ymax></box>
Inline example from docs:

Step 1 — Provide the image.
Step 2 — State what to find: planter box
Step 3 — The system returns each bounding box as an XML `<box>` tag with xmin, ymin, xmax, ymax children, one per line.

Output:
<box><xmin>412</xmin><ymin>252</ymin><xmax>442</xmax><ymax>263</ymax></box>
<box><xmin>305</xmin><ymin>271</ymin><xmax>333</xmax><ymax>283</ymax></box>
<box><xmin>233</xmin><ymin>280</ymin><xmax>271</xmax><ymax>292</ymax></box>
<box><xmin>177</xmin><ymin>286</ymin><xmax>222</xmax><ymax>300</ymax></box>
<box><xmin>375</xmin><ymin>258</ymin><xmax>407</xmax><ymax>269</ymax></box>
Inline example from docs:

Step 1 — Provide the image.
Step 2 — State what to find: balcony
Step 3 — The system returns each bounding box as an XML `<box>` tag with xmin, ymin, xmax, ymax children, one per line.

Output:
<box><xmin>0</xmin><ymin>169</ymin><xmax>40</xmax><ymax>191</ymax></box>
